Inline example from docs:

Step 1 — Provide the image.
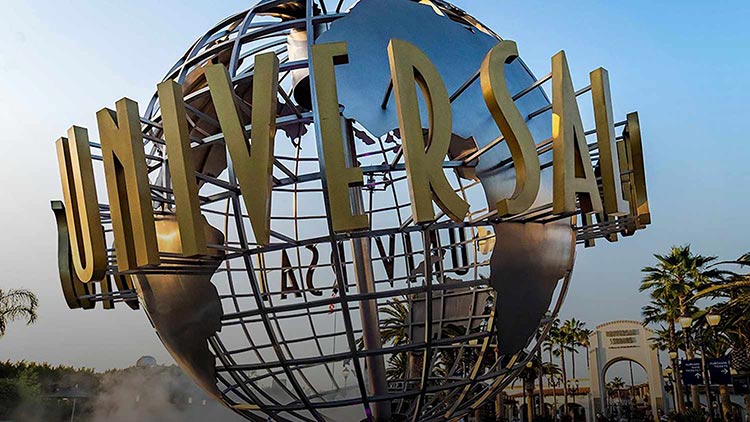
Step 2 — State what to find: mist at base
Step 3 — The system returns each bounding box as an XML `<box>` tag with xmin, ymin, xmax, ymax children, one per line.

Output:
<box><xmin>0</xmin><ymin>357</ymin><xmax>244</xmax><ymax>422</ymax></box>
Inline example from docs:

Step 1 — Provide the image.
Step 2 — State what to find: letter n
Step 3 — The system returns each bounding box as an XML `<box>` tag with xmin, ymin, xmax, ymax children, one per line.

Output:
<box><xmin>97</xmin><ymin>98</ymin><xmax>160</xmax><ymax>271</ymax></box>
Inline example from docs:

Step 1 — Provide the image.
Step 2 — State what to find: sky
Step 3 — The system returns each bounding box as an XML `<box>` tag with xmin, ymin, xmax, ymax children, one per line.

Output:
<box><xmin>0</xmin><ymin>0</ymin><xmax>748</xmax><ymax>378</ymax></box>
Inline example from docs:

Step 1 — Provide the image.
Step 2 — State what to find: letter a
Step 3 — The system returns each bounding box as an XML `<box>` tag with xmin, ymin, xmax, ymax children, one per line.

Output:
<box><xmin>388</xmin><ymin>39</ymin><xmax>469</xmax><ymax>223</ymax></box>
<box><xmin>551</xmin><ymin>51</ymin><xmax>603</xmax><ymax>215</ymax></box>
<box><xmin>97</xmin><ymin>98</ymin><xmax>160</xmax><ymax>271</ymax></box>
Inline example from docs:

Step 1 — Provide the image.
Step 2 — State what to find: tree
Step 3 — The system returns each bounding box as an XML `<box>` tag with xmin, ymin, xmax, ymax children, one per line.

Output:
<box><xmin>692</xmin><ymin>252</ymin><xmax>750</xmax><ymax>420</ymax></box>
<box><xmin>0</xmin><ymin>289</ymin><xmax>39</xmax><ymax>338</ymax></box>
<box><xmin>641</xmin><ymin>245</ymin><xmax>724</xmax><ymax>411</ymax></box>
<box><xmin>578</xmin><ymin>327</ymin><xmax>594</xmax><ymax>371</ymax></box>
<box><xmin>548</xmin><ymin>319</ymin><xmax>574</xmax><ymax>416</ymax></box>
<box><xmin>0</xmin><ymin>379</ymin><xmax>19</xmax><ymax>418</ymax></box>
<box><xmin>691</xmin><ymin>314</ymin><xmax>734</xmax><ymax>422</ymax></box>
<box><xmin>543</xmin><ymin>329</ymin><xmax>561</xmax><ymax>417</ymax></box>
<box><xmin>518</xmin><ymin>355</ymin><xmax>561</xmax><ymax>422</ymax></box>
<box><xmin>561</xmin><ymin>319</ymin><xmax>585</xmax><ymax>379</ymax></box>
<box><xmin>606</xmin><ymin>377</ymin><xmax>626</xmax><ymax>402</ymax></box>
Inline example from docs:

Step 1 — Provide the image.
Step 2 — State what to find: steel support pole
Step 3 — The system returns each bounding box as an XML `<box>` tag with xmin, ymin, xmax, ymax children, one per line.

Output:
<box><xmin>343</xmin><ymin>117</ymin><xmax>393</xmax><ymax>421</ymax></box>
<box><xmin>701</xmin><ymin>345</ymin><xmax>714</xmax><ymax>422</ymax></box>
<box><xmin>673</xmin><ymin>355</ymin><xmax>686</xmax><ymax>413</ymax></box>
<box><xmin>538</xmin><ymin>348</ymin><xmax>546</xmax><ymax>416</ymax></box>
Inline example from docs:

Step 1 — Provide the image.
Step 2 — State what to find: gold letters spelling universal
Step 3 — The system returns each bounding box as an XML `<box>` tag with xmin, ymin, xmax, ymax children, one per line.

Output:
<box><xmin>55</xmin><ymin>40</ymin><xmax>649</xmax><ymax>295</ymax></box>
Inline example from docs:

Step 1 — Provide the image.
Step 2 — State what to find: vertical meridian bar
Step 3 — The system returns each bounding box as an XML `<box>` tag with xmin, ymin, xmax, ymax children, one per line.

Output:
<box><xmin>343</xmin><ymin>117</ymin><xmax>393</xmax><ymax>421</ymax></box>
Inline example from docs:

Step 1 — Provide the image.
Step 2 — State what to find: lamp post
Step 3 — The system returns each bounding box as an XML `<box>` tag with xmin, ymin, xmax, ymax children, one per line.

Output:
<box><xmin>706</xmin><ymin>313</ymin><xmax>723</xmax><ymax>422</ymax></box>
<box><xmin>525</xmin><ymin>360</ymin><xmax>536</xmax><ymax>421</ymax></box>
<box><xmin>679</xmin><ymin>316</ymin><xmax>701</xmax><ymax>410</ymax></box>
<box><xmin>567</xmin><ymin>378</ymin><xmax>579</xmax><ymax>421</ymax></box>
<box><xmin>549</xmin><ymin>374</ymin><xmax>560</xmax><ymax>419</ymax></box>
<box><xmin>669</xmin><ymin>350</ymin><xmax>685</xmax><ymax>413</ymax></box>
<box><xmin>567</xmin><ymin>379</ymin><xmax>580</xmax><ymax>396</ymax></box>
<box><xmin>700</xmin><ymin>339</ymin><xmax>714</xmax><ymax>422</ymax></box>
<box><xmin>664</xmin><ymin>367</ymin><xmax>677</xmax><ymax>412</ymax></box>
<box><xmin>539</xmin><ymin>348</ymin><xmax>546</xmax><ymax>417</ymax></box>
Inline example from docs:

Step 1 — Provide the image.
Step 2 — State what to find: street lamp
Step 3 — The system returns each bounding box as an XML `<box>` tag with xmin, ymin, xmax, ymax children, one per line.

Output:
<box><xmin>567</xmin><ymin>379</ymin><xmax>580</xmax><ymax>396</ymax></box>
<box><xmin>706</xmin><ymin>314</ymin><xmax>721</xmax><ymax>327</ymax></box>
<box><xmin>679</xmin><ymin>316</ymin><xmax>696</xmax><ymax>411</ymax></box>
<box><xmin>679</xmin><ymin>316</ymin><xmax>693</xmax><ymax>329</ymax></box>
<box><xmin>342</xmin><ymin>365</ymin><xmax>350</xmax><ymax>389</ymax></box>
<box><xmin>705</xmin><ymin>312</ymin><xmax>723</xmax><ymax>422</ymax></box>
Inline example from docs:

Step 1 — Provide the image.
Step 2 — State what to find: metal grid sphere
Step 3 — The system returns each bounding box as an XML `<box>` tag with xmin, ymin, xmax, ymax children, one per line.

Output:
<box><xmin>135</xmin><ymin>1</ymin><xmax>572</xmax><ymax>421</ymax></box>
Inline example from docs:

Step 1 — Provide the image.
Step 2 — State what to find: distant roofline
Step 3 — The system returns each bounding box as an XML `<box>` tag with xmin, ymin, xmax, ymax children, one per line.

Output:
<box><xmin>594</xmin><ymin>320</ymin><xmax>654</xmax><ymax>334</ymax></box>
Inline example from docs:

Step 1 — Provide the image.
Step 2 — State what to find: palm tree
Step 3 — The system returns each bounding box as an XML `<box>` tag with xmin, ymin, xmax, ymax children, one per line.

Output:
<box><xmin>690</xmin><ymin>313</ymin><xmax>735</xmax><ymax>421</ymax></box>
<box><xmin>541</xmin><ymin>360</ymin><xmax>562</xmax><ymax>417</ymax></box>
<box><xmin>0</xmin><ymin>289</ymin><xmax>39</xmax><ymax>337</ymax></box>
<box><xmin>578</xmin><ymin>327</ymin><xmax>594</xmax><ymax>370</ymax></box>
<box><xmin>548</xmin><ymin>319</ymin><xmax>574</xmax><ymax>416</ymax></box>
<box><xmin>543</xmin><ymin>329</ymin><xmax>561</xmax><ymax>417</ymax></box>
<box><xmin>357</xmin><ymin>297</ymin><xmax>410</xmax><ymax>379</ymax></box>
<box><xmin>692</xmin><ymin>253</ymin><xmax>750</xmax><ymax>419</ymax></box>
<box><xmin>380</xmin><ymin>297</ymin><xmax>409</xmax><ymax>346</ymax></box>
<box><xmin>561</xmin><ymin>318</ymin><xmax>585</xmax><ymax>380</ymax></box>
<box><xmin>385</xmin><ymin>352</ymin><xmax>408</xmax><ymax>381</ymax></box>
<box><xmin>640</xmin><ymin>245</ymin><xmax>724</xmax><ymax>410</ymax></box>
<box><xmin>642</xmin><ymin>296</ymin><xmax>690</xmax><ymax>412</ymax></box>
<box><xmin>607</xmin><ymin>377</ymin><xmax>626</xmax><ymax>403</ymax></box>
<box><xmin>519</xmin><ymin>356</ymin><xmax>562</xmax><ymax>421</ymax></box>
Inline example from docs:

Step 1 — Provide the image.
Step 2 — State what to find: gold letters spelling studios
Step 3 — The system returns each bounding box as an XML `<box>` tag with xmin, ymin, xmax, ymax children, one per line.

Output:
<box><xmin>54</xmin><ymin>39</ymin><xmax>649</xmax><ymax>298</ymax></box>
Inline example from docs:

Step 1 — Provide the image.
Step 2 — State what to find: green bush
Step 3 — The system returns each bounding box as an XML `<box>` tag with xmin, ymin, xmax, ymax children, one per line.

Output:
<box><xmin>0</xmin><ymin>378</ymin><xmax>20</xmax><ymax>417</ymax></box>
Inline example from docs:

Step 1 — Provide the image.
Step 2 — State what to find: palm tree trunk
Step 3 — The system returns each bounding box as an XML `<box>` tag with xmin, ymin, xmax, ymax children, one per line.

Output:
<box><xmin>527</xmin><ymin>385</ymin><xmax>536</xmax><ymax>422</ymax></box>
<box><xmin>669</xmin><ymin>322</ymin><xmax>686</xmax><ymax>413</ymax></box>
<box><xmin>719</xmin><ymin>384</ymin><xmax>731</xmax><ymax>421</ymax></box>
<box><xmin>552</xmin><ymin>384</ymin><xmax>559</xmax><ymax>420</ymax></box>
<box><xmin>408</xmin><ymin>352</ymin><xmax>422</xmax><ymax>380</ymax></box>
<box><xmin>495</xmin><ymin>348</ymin><xmax>504</xmax><ymax>422</ymax></box>
<box><xmin>585</xmin><ymin>346</ymin><xmax>590</xmax><ymax>370</ymax></box>
<box><xmin>550</xmin><ymin>348</ymin><xmax>558</xmax><ymax>417</ymax></box>
<box><xmin>538</xmin><ymin>349</ymin><xmax>546</xmax><ymax>417</ymax></box>
<box><xmin>560</xmin><ymin>346</ymin><xmax>569</xmax><ymax>417</ymax></box>
<box><xmin>496</xmin><ymin>391</ymin><xmax>506</xmax><ymax>422</ymax></box>
<box><xmin>678</xmin><ymin>298</ymin><xmax>701</xmax><ymax>411</ymax></box>
<box><xmin>569</xmin><ymin>349</ymin><xmax>576</xmax><ymax>419</ymax></box>
<box><xmin>743</xmin><ymin>393</ymin><xmax>750</xmax><ymax>422</ymax></box>
<box><xmin>571</xmin><ymin>350</ymin><xmax>577</xmax><ymax>380</ymax></box>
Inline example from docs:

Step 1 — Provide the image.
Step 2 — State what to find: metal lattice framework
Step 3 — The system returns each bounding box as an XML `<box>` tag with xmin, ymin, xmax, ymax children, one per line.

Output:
<box><xmin>66</xmin><ymin>1</ymin><xmax>643</xmax><ymax>421</ymax></box>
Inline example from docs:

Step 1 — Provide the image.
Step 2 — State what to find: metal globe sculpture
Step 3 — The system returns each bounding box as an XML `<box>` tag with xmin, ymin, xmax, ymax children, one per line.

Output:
<box><xmin>51</xmin><ymin>0</ymin><xmax>649</xmax><ymax>421</ymax></box>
